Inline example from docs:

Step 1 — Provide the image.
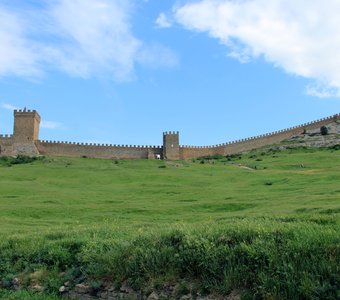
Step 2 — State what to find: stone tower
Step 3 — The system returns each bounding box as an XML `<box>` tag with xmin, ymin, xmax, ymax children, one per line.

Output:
<box><xmin>163</xmin><ymin>131</ymin><xmax>180</xmax><ymax>160</ymax></box>
<box><xmin>13</xmin><ymin>108</ymin><xmax>41</xmax><ymax>156</ymax></box>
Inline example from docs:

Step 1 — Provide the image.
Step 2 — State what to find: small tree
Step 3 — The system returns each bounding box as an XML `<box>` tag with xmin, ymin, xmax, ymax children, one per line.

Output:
<box><xmin>320</xmin><ymin>126</ymin><xmax>328</xmax><ymax>135</ymax></box>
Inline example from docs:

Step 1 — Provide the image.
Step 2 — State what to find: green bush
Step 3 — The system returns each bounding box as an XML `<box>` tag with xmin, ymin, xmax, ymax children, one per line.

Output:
<box><xmin>0</xmin><ymin>155</ymin><xmax>42</xmax><ymax>166</ymax></box>
<box><xmin>329</xmin><ymin>144</ymin><xmax>340</xmax><ymax>150</ymax></box>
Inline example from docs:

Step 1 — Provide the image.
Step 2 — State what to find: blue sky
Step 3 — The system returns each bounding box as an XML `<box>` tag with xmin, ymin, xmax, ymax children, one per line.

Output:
<box><xmin>0</xmin><ymin>0</ymin><xmax>339</xmax><ymax>146</ymax></box>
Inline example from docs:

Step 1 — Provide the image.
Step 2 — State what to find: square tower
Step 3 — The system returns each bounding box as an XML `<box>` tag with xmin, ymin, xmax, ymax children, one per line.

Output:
<box><xmin>13</xmin><ymin>108</ymin><xmax>41</xmax><ymax>143</ymax></box>
<box><xmin>163</xmin><ymin>131</ymin><xmax>180</xmax><ymax>160</ymax></box>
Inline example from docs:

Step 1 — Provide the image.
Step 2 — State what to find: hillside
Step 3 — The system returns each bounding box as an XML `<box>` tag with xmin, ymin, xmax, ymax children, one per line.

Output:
<box><xmin>0</xmin><ymin>145</ymin><xmax>339</xmax><ymax>299</ymax></box>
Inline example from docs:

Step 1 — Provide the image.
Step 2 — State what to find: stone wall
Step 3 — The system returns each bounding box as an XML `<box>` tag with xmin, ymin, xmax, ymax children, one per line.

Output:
<box><xmin>37</xmin><ymin>141</ymin><xmax>163</xmax><ymax>160</ymax></box>
<box><xmin>1</xmin><ymin>110</ymin><xmax>339</xmax><ymax>160</ymax></box>
<box><xmin>163</xmin><ymin>131</ymin><xmax>180</xmax><ymax>160</ymax></box>
<box><xmin>0</xmin><ymin>135</ymin><xmax>14</xmax><ymax>156</ymax></box>
<box><xmin>179</xmin><ymin>114</ymin><xmax>340</xmax><ymax>159</ymax></box>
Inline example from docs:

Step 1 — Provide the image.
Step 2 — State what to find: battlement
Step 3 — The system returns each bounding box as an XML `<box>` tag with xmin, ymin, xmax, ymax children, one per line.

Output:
<box><xmin>179</xmin><ymin>113</ymin><xmax>340</xmax><ymax>150</ymax></box>
<box><xmin>14</xmin><ymin>108</ymin><xmax>37</xmax><ymax>113</ymax></box>
<box><xmin>38</xmin><ymin>140</ymin><xmax>162</xmax><ymax>149</ymax></box>
<box><xmin>14</xmin><ymin>108</ymin><xmax>41</xmax><ymax>120</ymax></box>
<box><xmin>35</xmin><ymin>140</ymin><xmax>163</xmax><ymax>159</ymax></box>
<box><xmin>1</xmin><ymin>108</ymin><xmax>339</xmax><ymax>159</ymax></box>
<box><xmin>163</xmin><ymin>131</ymin><xmax>179</xmax><ymax>135</ymax></box>
<box><xmin>0</xmin><ymin>134</ymin><xmax>13</xmax><ymax>140</ymax></box>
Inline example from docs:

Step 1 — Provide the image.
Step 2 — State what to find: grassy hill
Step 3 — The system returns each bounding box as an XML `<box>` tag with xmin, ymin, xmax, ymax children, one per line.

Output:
<box><xmin>0</xmin><ymin>146</ymin><xmax>339</xmax><ymax>299</ymax></box>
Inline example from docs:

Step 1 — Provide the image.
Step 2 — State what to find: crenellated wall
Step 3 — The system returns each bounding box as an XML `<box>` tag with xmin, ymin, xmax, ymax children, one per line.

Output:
<box><xmin>179</xmin><ymin>113</ymin><xmax>340</xmax><ymax>159</ymax></box>
<box><xmin>1</xmin><ymin>109</ymin><xmax>339</xmax><ymax>160</ymax></box>
<box><xmin>0</xmin><ymin>134</ymin><xmax>14</xmax><ymax>156</ymax></box>
<box><xmin>36</xmin><ymin>140</ymin><xmax>163</xmax><ymax>160</ymax></box>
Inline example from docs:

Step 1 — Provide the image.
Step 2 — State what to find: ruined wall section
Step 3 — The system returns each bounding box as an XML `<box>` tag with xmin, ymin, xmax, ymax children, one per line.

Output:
<box><xmin>36</xmin><ymin>141</ymin><xmax>163</xmax><ymax>160</ymax></box>
<box><xmin>180</xmin><ymin>114</ymin><xmax>340</xmax><ymax>159</ymax></box>
<box><xmin>0</xmin><ymin>135</ymin><xmax>14</xmax><ymax>156</ymax></box>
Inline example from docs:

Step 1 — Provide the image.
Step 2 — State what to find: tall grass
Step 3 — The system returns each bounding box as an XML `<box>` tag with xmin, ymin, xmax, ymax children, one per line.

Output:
<box><xmin>0</xmin><ymin>147</ymin><xmax>339</xmax><ymax>299</ymax></box>
<box><xmin>0</xmin><ymin>218</ymin><xmax>339</xmax><ymax>299</ymax></box>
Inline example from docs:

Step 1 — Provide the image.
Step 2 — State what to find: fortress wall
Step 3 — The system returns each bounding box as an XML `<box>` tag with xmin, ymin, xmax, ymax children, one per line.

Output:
<box><xmin>180</xmin><ymin>114</ymin><xmax>340</xmax><ymax>159</ymax></box>
<box><xmin>1</xmin><ymin>110</ymin><xmax>339</xmax><ymax>160</ymax></box>
<box><xmin>0</xmin><ymin>135</ymin><xmax>14</xmax><ymax>156</ymax></box>
<box><xmin>222</xmin><ymin>114</ymin><xmax>340</xmax><ymax>155</ymax></box>
<box><xmin>36</xmin><ymin>141</ymin><xmax>163</xmax><ymax>159</ymax></box>
<box><xmin>179</xmin><ymin>146</ymin><xmax>221</xmax><ymax>159</ymax></box>
<box><xmin>147</xmin><ymin>147</ymin><xmax>164</xmax><ymax>159</ymax></box>
<box><xmin>223</xmin><ymin>128</ymin><xmax>303</xmax><ymax>155</ymax></box>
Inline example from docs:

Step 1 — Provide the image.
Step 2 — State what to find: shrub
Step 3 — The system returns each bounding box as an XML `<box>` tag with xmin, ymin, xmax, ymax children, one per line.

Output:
<box><xmin>329</xmin><ymin>144</ymin><xmax>340</xmax><ymax>150</ymax></box>
<box><xmin>0</xmin><ymin>155</ymin><xmax>42</xmax><ymax>166</ymax></box>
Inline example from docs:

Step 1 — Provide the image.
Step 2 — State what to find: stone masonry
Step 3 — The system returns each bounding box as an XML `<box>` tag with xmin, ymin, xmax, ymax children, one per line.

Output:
<box><xmin>0</xmin><ymin>109</ymin><xmax>339</xmax><ymax>160</ymax></box>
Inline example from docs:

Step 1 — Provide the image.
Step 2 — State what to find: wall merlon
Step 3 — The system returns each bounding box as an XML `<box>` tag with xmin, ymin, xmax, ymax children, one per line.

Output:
<box><xmin>0</xmin><ymin>134</ymin><xmax>13</xmax><ymax>139</ymax></box>
<box><xmin>163</xmin><ymin>131</ymin><xmax>179</xmax><ymax>135</ymax></box>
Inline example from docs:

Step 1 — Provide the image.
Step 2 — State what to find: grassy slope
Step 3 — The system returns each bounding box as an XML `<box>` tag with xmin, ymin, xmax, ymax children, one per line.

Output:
<box><xmin>0</xmin><ymin>147</ymin><xmax>339</xmax><ymax>299</ymax></box>
<box><xmin>0</xmin><ymin>147</ymin><xmax>339</xmax><ymax>235</ymax></box>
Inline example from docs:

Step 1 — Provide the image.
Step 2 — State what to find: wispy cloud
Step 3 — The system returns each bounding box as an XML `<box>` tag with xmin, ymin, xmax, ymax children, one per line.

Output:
<box><xmin>155</xmin><ymin>13</ymin><xmax>172</xmax><ymax>28</ymax></box>
<box><xmin>40</xmin><ymin>121</ymin><xmax>62</xmax><ymax>130</ymax></box>
<box><xmin>137</xmin><ymin>43</ymin><xmax>178</xmax><ymax>69</ymax></box>
<box><xmin>1</xmin><ymin>103</ymin><xmax>18</xmax><ymax>111</ymax></box>
<box><xmin>0</xmin><ymin>0</ymin><xmax>177</xmax><ymax>81</ymax></box>
<box><xmin>0</xmin><ymin>8</ymin><xmax>41</xmax><ymax>78</ymax></box>
<box><xmin>305</xmin><ymin>83</ymin><xmax>340</xmax><ymax>99</ymax></box>
<box><xmin>173</xmin><ymin>0</ymin><xmax>340</xmax><ymax>98</ymax></box>
<box><xmin>48</xmin><ymin>0</ymin><xmax>141</xmax><ymax>81</ymax></box>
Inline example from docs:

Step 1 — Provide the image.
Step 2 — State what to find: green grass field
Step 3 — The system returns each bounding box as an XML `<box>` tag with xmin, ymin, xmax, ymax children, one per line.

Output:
<box><xmin>0</xmin><ymin>146</ymin><xmax>339</xmax><ymax>299</ymax></box>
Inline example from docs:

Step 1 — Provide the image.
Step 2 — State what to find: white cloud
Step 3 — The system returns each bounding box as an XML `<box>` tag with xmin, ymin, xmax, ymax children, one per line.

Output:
<box><xmin>0</xmin><ymin>8</ymin><xmax>41</xmax><ymax>77</ymax></box>
<box><xmin>155</xmin><ymin>13</ymin><xmax>172</xmax><ymax>28</ymax></box>
<box><xmin>40</xmin><ymin>121</ymin><xmax>62</xmax><ymax>130</ymax></box>
<box><xmin>0</xmin><ymin>1</ymin><xmax>177</xmax><ymax>81</ymax></box>
<box><xmin>48</xmin><ymin>0</ymin><xmax>141</xmax><ymax>80</ymax></box>
<box><xmin>1</xmin><ymin>103</ymin><xmax>18</xmax><ymax>111</ymax></box>
<box><xmin>137</xmin><ymin>43</ymin><xmax>179</xmax><ymax>69</ymax></box>
<box><xmin>305</xmin><ymin>83</ymin><xmax>340</xmax><ymax>99</ymax></box>
<box><xmin>173</xmin><ymin>0</ymin><xmax>340</xmax><ymax>98</ymax></box>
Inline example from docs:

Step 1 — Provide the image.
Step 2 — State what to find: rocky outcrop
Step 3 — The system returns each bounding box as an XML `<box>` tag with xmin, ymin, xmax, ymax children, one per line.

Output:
<box><xmin>57</xmin><ymin>282</ymin><xmax>240</xmax><ymax>300</ymax></box>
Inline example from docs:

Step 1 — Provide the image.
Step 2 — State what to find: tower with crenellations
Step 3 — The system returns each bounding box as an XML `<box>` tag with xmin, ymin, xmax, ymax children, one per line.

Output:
<box><xmin>163</xmin><ymin>131</ymin><xmax>180</xmax><ymax>160</ymax></box>
<box><xmin>12</xmin><ymin>108</ymin><xmax>41</xmax><ymax>155</ymax></box>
